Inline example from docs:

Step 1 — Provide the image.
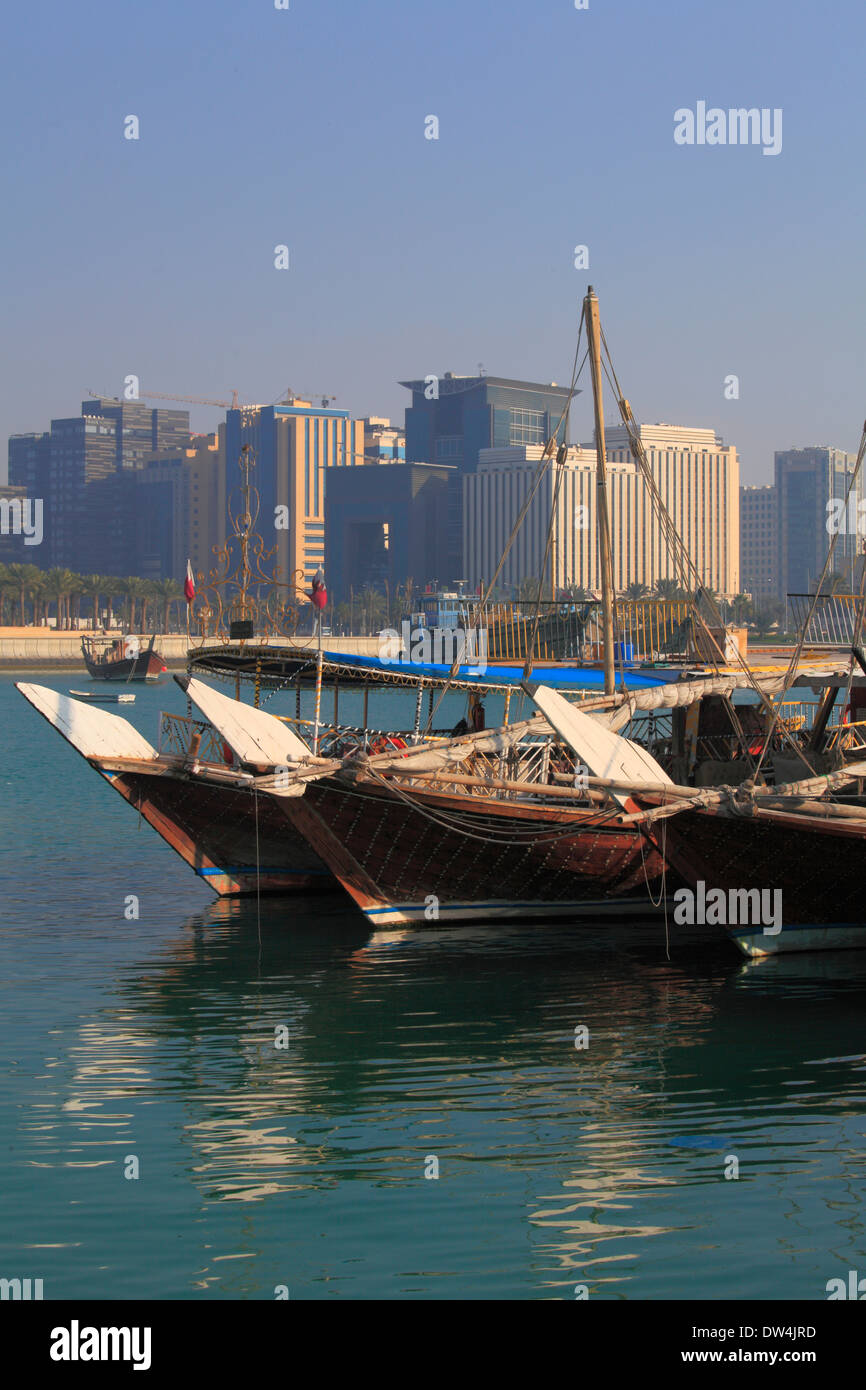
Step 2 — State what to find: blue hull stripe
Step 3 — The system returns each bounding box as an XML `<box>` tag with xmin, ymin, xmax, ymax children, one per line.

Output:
<box><xmin>196</xmin><ymin>865</ymin><xmax>330</xmax><ymax>878</ymax></box>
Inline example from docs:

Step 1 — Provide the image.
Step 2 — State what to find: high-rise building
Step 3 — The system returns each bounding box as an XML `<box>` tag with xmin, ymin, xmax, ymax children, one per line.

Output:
<box><xmin>224</xmin><ymin>401</ymin><xmax>364</xmax><ymax>596</ymax></box>
<box><xmin>464</xmin><ymin>424</ymin><xmax>740</xmax><ymax>597</ymax></box>
<box><xmin>134</xmin><ymin>433</ymin><xmax>223</xmax><ymax>583</ymax></box>
<box><xmin>82</xmin><ymin>399</ymin><xmax>191</xmax><ymax>469</ymax></box>
<box><xmin>48</xmin><ymin>413</ymin><xmax>118</xmax><ymax>571</ymax></box>
<box><xmin>400</xmin><ymin>373</ymin><xmax>574</xmax><ymax>579</ymax></box>
<box><xmin>8</xmin><ymin>432</ymin><xmax>51</xmax><ymax>498</ymax></box>
<box><xmin>740</xmin><ymin>484</ymin><xmax>778</xmax><ymax>601</ymax></box>
<box><xmin>364</xmin><ymin>417</ymin><xmax>405</xmax><ymax>464</ymax></box>
<box><xmin>7</xmin><ymin>432</ymin><xmax>51</xmax><ymax>561</ymax></box>
<box><xmin>8</xmin><ymin>401</ymin><xmax>193</xmax><ymax>573</ymax></box>
<box><xmin>325</xmin><ymin>462</ymin><xmax>452</xmax><ymax>602</ymax></box>
<box><xmin>775</xmin><ymin>446</ymin><xmax>862</xmax><ymax>596</ymax></box>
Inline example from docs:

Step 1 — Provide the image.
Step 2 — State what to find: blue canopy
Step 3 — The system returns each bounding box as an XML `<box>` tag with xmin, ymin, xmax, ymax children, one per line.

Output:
<box><xmin>323</xmin><ymin>650</ymin><xmax>672</xmax><ymax>691</ymax></box>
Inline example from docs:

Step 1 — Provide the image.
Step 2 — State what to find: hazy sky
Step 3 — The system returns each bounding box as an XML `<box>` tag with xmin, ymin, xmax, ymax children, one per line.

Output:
<box><xmin>3</xmin><ymin>0</ymin><xmax>864</xmax><ymax>484</ymax></box>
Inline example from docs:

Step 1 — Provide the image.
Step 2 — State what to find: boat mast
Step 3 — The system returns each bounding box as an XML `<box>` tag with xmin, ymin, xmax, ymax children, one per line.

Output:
<box><xmin>585</xmin><ymin>285</ymin><xmax>616</xmax><ymax>695</ymax></box>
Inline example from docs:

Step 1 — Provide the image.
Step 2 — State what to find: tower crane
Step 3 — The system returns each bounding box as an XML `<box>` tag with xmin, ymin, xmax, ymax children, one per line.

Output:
<box><xmin>276</xmin><ymin>387</ymin><xmax>338</xmax><ymax>409</ymax></box>
<box><xmin>87</xmin><ymin>388</ymin><xmax>243</xmax><ymax>409</ymax></box>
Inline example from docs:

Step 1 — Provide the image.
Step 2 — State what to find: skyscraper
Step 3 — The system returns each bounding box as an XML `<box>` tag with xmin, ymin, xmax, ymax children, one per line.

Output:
<box><xmin>775</xmin><ymin>446</ymin><xmax>861</xmax><ymax>596</ymax></box>
<box><xmin>740</xmin><ymin>484</ymin><xmax>778</xmax><ymax>602</ymax></box>
<box><xmin>465</xmin><ymin>424</ymin><xmax>740</xmax><ymax>597</ymax></box>
<box><xmin>8</xmin><ymin>401</ymin><xmax>192</xmax><ymax>573</ymax></box>
<box><xmin>400</xmin><ymin>373</ymin><xmax>574</xmax><ymax>579</ymax></box>
<box><xmin>223</xmin><ymin>400</ymin><xmax>364</xmax><ymax>597</ymax></box>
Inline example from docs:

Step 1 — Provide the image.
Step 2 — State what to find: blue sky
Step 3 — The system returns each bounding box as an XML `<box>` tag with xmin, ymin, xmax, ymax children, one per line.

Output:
<box><xmin>2</xmin><ymin>0</ymin><xmax>864</xmax><ymax>483</ymax></box>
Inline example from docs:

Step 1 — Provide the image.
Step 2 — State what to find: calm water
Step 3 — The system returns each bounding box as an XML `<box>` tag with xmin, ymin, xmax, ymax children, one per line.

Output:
<box><xmin>1</xmin><ymin>672</ymin><xmax>865</xmax><ymax>1300</ymax></box>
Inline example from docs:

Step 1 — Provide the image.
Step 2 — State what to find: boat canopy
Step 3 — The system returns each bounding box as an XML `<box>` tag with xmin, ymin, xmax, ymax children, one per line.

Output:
<box><xmin>320</xmin><ymin>650</ymin><xmax>671</xmax><ymax>691</ymax></box>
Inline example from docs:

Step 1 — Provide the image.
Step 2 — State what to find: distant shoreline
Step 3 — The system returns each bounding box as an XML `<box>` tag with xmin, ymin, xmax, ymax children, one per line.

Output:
<box><xmin>0</xmin><ymin>659</ymin><xmax>189</xmax><ymax>673</ymax></box>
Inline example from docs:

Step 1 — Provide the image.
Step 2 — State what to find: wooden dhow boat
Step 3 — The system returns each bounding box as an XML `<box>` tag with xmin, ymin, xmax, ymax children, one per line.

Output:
<box><xmin>81</xmin><ymin>633</ymin><xmax>166</xmax><ymax>682</ymax></box>
<box><xmin>16</xmin><ymin>682</ymin><xmax>333</xmax><ymax>897</ymax></box>
<box><xmin>633</xmin><ymin>777</ymin><xmax>866</xmax><ymax>957</ymax></box>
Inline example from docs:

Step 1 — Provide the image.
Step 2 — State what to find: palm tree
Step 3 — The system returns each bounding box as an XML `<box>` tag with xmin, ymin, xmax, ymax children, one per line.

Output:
<box><xmin>79</xmin><ymin>574</ymin><xmax>103</xmax><ymax>629</ymax></box>
<box><xmin>67</xmin><ymin>572</ymin><xmax>84</xmax><ymax>630</ymax></box>
<box><xmin>119</xmin><ymin>577</ymin><xmax>143</xmax><ymax>632</ymax></box>
<box><xmin>43</xmin><ymin>568</ymin><xmax>75</xmax><ymax>629</ymax></box>
<box><xmin>654</xmin><ymin>578</ymin><xmax>682</xmax><ymax>601</ymax></box>
<box><xmin>0</xmin><ymin>575</ymin><xmax>17</xmax><ymax>626</ymax></box>
<box><xmin>28</xmin><ymin>569</ymin><xmax>47</xmax><ymax>627</ymax></box>
<box><xmin>818</xmin><ymin>572</ymin><xmax>850</xmax><ymax>596</ymax></box>
<box><xmin>153</xmin><ymin>577</ymin><xmax>182</xmax><ymax>633</ymax></box>
<box><xmin>103</xmin><ymin>577</ymin><xmax>122</xmax><ymax>631</ymax></box>
<box><xmin>0</xmin><ymin>564</ymin><xmax>11</xmax><ymax>625</ymax></box>
<box><xmin>6</xmin><ymin>563</ymin><xmax>43</xmax><ymax>625</ymax></box>
<box><xmin>624</xmin><ymin>581</ymin><xmax>648</xmax><ymax>600</ymax></box>
<box><xmin>359</xmin><ymin>584</ymin><xmax>387</xmax><ymax>635</ymax></box>
<box><xmin>132</xmin><ymin>577</ymin><xmax>151</xmax><ymax>632</ymax></box>
<box><xmin>518</xmin><ymin>576</ymin><xmax>542</xmax><ymax>602</ymax></box>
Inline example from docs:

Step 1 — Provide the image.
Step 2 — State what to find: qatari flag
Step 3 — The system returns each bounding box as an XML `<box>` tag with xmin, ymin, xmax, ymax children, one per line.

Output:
<box><xmin>184</xmin><ymin>559</ymin><xmax>196</xmax><ymax>604</ymax></box>
<box><xmin>310</xmin><ymin>567</ymin><xmax>327</xmax><ymax>610</ymax></box>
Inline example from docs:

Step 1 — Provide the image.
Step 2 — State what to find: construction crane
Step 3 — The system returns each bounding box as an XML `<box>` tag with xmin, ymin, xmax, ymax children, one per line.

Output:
<box><xmin>276</xmin><ymin>386</ymin><xmax>338</xmax><ymax>409</ymax></box>
<box><xmin>88</xmin><ymin>388</ymin><xmax>242</xmax><ymax>409</ymax></box>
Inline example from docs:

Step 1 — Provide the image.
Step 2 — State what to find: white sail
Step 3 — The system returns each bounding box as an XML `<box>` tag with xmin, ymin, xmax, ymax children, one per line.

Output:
<box><xmin>16</xmin><ymin>683</ymin><xmax>157</xmax><ymax>760</ymax></box>
<box><xmin>527</xmin><ymin>682</ymin><xmax>672</xmax><ymax>805</ymax></box>
<box><xmin>179</xmin><ymin>675</ymin><xmax>310</xmax><ymax>767</ymax></box>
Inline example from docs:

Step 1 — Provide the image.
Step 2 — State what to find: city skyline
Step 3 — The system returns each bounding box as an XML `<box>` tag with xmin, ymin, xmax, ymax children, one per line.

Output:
<box><xmin>2</xmin><ymin>0</ymin><xmax>865</xmax><ymax>485</ymax></box>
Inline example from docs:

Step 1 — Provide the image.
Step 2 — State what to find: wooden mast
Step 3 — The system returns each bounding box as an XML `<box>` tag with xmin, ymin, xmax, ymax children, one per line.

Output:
<box><xmin>585</xmin><ymin>286</ymin><xmax>616</xmax><ymax>695</ymax></box>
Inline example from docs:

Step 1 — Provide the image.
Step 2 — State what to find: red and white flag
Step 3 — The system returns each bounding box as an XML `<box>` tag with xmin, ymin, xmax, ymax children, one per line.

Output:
<box><xmin>310</xmin><ymin>567</ymin><xmax>327</xmax><ymax>610</ymax></box>
<box><xmin>184</xmin><ymin>559</ymin><xmax>196</xmax><ymax>604</ymax></box>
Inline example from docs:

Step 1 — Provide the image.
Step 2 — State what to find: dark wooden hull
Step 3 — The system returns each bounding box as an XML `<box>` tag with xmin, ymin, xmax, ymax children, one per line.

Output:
<box><xmin>274</xmin><ymin>774</ymin><xmax>674</xmax><ymax>924</ymax></box>
<box><xmin>83</xmin><ymin>651</ymin><xmax>166</xmax><ymax>681</ymax></box>
<box><xmin>101</xmin><ymin>765</ymin><xmax>335</xmax><ymax>896</ymax></box>
<box><xmin>648</xmin><ymin>802</ymin><xmax>866</xmax><ymax>955</ymax></box>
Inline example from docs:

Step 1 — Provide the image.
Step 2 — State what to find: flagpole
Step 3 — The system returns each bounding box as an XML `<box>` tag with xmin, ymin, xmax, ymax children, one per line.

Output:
<box><xmin>184</xmin><ymin>559</ymin><xmax>195</xmax><ymax>721</ymax></box>
<box><xmin>311</xmin><ymin>567</ymin><xmax>326</xmax><ymax>755</ymax></box>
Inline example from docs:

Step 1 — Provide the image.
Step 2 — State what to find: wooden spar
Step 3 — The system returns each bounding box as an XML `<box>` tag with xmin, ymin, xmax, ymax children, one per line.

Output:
<box><xmin>361</xmin><ymin>766</ymin><xmax>609</xmax><ymax>803</ymax></box>
<box><xmin>807</xmin><ymin>685</ymin><xmax>837</xmax><ymax>750</ymax></box>
<box><xmin>617</xmin><ymin>757</ymin><xmax>866</xmax><ymax>826</ymax></box>
<box><xmin>585</xmin><ymin>286</ymin><xmax>616</xmax><ymax>695</ymax></box>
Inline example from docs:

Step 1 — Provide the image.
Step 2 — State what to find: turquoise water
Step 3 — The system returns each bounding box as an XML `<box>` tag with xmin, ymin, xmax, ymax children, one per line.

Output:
<box><xmin>1</xmin><ymin>672</ymin><xmax>865</xmax><ymax>1300</ymax></box>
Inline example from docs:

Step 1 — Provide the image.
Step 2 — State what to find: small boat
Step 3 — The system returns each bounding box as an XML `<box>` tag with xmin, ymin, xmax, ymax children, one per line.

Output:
<box><xmin>81</xmin><ymin>633</ymin><xmax>166</xmax><ymax>682</ymax></box>
<box><xmin>69</xmin><ymin>689</ymin><xmax>136</xmax><ymax>704</ymax></box>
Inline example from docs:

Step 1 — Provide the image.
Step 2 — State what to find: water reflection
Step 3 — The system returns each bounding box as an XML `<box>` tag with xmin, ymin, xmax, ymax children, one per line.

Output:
<box><xmin>25</xmin><ymin>898</ymin><xmax>866</xmax><ymax>1295</ymax></box>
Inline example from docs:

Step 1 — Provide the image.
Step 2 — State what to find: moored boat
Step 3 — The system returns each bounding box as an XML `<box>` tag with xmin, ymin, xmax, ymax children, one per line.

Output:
<box><xmin>69</xmin><ymin>689</ymin><xmax>136</xmax><ymax>704</ymax></box>
<box><xmin>16</xmin><ymin>683</ymin><xmax>334</xmax><ymax>897</ymax></box>
<box><xmin>81</xmin><ymin>633</ymin><xmax>166</xmax><ymax>682</ymax></box>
